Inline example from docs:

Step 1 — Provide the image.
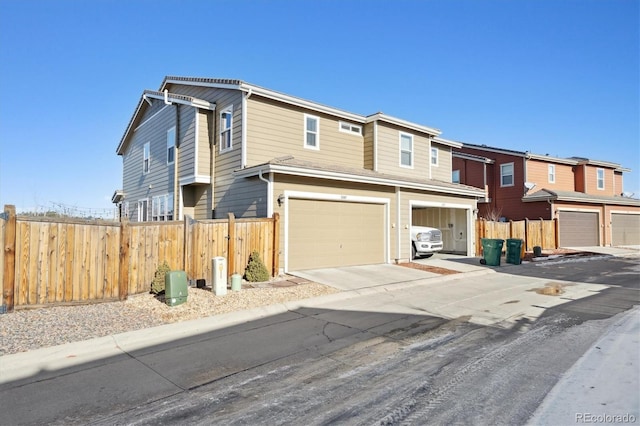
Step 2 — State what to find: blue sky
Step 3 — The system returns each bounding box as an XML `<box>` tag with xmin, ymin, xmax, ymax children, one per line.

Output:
<box><xmin>1</xmin><ymin>0</ymin><xmax>638</xmax><ymax>215</ymax></box>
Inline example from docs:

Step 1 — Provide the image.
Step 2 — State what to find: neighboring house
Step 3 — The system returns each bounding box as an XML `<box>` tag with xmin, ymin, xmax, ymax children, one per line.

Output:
<box><xmin>113</xmin><ymin>76</ymin><xmax>485</xmax><ymax>272</ymax></box>
<box><xmin>452</xmin><ymin>143</ymin><xmax>640</xmax><ymax>247</ymax></box>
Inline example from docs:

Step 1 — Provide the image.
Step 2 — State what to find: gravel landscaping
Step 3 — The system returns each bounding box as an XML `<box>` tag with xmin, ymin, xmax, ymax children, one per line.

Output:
<box><xmin>0</xmin><ymin>277</ymin><xmax>339</xmax><ymax>356</ymax></box>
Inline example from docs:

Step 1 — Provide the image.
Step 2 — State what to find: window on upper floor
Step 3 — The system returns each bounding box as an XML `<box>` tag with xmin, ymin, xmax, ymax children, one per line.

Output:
<box><xmin>548</xmin><ymin>164</ymin><xmax>555</xmax><ymax>183</ymax></box>
<box><xmin>431</xmin><ymin>147</ymin><xmax>439</xmax><ymax>166</ymax></box>
<box><xmin>220</xmin><ymin>107</ymin><xmax>233</xmax><ymax>152</ymax></box>
<box><xmin>597</xmin><ymin>168</ymin><xmax>605</xmax><ymax>190</ymax></box>
<box><xmin>143</xmin><ymin>142</ymin><xmax>150</xmax><ymax>174</ymax></box>
<box><xmin>138</xmin><ymin>199</ymin><xmax>149</xmax><ymax>222</ymax></box>
<box><xmin>452</xmin><ymin>170</ymin><xmax>460</xmax><ymax>183</ymax></box>
<box><xmin>167</xmin><ymin>126</ymin><xmax>175</xmax><ymax>165</ymax></box>
<box><xmin>305</xmin><ymin>114</ymin><xmax>319</xmax><ymax>149</ymax></box>
<box><xmin>339</xmin><ymin>121</ymin><xmax>362</xmax><ymax>135</ymax></box>
<box><xmin>152</xmin><ymin>193</ymin><xmax>174</xmax><ymax>221</ymax></box>
<box><xmin>400</xmin><ymin>133</ymin><xmax>413</xmax><ymax>168</ymax></box>
<box><xmin>500</xmin><ymin>163</ymin><xmax>514</xmax><ymax>187</ymax></box>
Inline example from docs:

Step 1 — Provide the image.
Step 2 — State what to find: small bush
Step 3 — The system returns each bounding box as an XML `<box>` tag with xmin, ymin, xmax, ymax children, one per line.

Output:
<box><xmin>244</xmin><ymin>251</ymin><xmax>270</xmax><ymax>282</ymax></box>
<box><xmin>151</xmin><ymin>261</ymin><xmax>171</xmax><ymax>294</ymax></box>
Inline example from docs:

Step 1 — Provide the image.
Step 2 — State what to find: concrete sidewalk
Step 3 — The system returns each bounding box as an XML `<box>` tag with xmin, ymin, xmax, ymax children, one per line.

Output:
<box><xmin>528</xmin><ymin>306</ymin><xmax>640</xmax><ymax>425</ymax></box>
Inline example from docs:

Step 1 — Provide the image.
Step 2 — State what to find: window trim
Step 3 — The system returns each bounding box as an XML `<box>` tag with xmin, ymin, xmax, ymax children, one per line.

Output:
<box><xmin>304</xmin><ymin>114</ymin><xmax>320</xmax><ymax>150</ymax></box>
<box><xmin>167</xmin><ymin>126</ymin><xmax>176</xmax><ymax>165</ymax></box>
<box><xmin>137</xmin><ymin>198</ymin><xmax>149</xmax><ymax>222</ymax></box>
<box><xmin>338</xmin><ymin>121</ymin><xmax>362</xmax><ymax>135</ymax></box>
<box><xmin>143</xmin><ymin>142</ymin><xmax>150</xmax><ymax>174</ymax></box>
<box><xmin>152</xmin><ymin>193</ymin><xmax>174</xmax><ymax>222</ymax></box>
<box><xmin>500</xmin><ymin>162</ymin><xmax>514</xmax><ymax>187</ymax></box>
<box><xmin>548</xmin><ymin>164</ymin><xmax>555</xmax><ymax>183</ymax></box>
<box><xmin>452</xmin><ymin>169</ymin><xmax>460</xmax><ymax>184</ymax></box>
<box><xmin>597</xmin><ymin>168</ymin><xmax>605</xmax><ymax>190</ymax></box>
<box><xmin>431</xmin><ymin>147</ymin><xmax>439</xmax><ymax>167</ymax></box>
<box><xmin>219</xmin><ymin>106</ymin><xmax>233</xmax><ymax>153</ymax></box>
<box><xmin>399</xmin><ymin>132</ymin><xmax>413</xmax><ymax>168</ymax></box>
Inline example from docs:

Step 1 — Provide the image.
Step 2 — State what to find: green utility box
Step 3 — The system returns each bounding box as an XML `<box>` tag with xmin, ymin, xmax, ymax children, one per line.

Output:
<box><xmin>506</xmin><ymin>239</ymin><xmax>524</xmax><ymax>265</ymax></box>
<box><xmin>165</xmin><ymin>270</ymin><xmax>188</xmax><ymax>307</ymax></box>
<box><xmin>480</xmin><ymin>238</ymin><xmax>504</xmax><ymax>266</ymax></box>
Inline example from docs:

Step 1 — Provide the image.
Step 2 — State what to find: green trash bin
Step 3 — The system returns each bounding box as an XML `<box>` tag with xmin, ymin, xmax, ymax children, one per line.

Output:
<box><xmin>480</xmin><ymin>238</ymin><xmax>504</xmax><ymax>266</ymax></box>
<box><xmin>506</xmin><ymin>239</ymin><xmax>524</xmax><ymax>265</ymax></box>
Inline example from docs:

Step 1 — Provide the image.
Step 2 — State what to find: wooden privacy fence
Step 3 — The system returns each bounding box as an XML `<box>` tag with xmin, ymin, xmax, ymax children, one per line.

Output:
<box><xmin>1</xmin><ymin>205</ymin><xmax>279</xmax><ymax>312</ymax></box>
<box><xmin>475</xmin><ymin>218</ymin><xmax>558</xmax><ymax>255</ymax></box>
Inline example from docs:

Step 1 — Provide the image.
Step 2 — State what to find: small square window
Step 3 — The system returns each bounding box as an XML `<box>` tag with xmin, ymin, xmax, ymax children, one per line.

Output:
<box><xmin>597</xmin><ymin>168</ymin><xmax>605</xmax><ymax>190</ymax></box>
<box><xmin>452</xmin><ymin>170</ymin><xmax>460</xmax><ymax>183</ymax></box>
<box><xmin>548</xmin><ymin>164</ymin><xmax>555</xmax><ymax>183</ymax></box>
<box><xmin>431</xmin><ymin>147</ymin><xmax>439</xmax><ymax>166</ymax></box>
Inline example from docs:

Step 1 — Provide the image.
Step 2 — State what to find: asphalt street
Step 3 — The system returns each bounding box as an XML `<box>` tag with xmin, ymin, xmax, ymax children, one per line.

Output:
<box><xmin>1</xmin><ymin>248</ymin><xmax>638</xmax><ymax>425</ymax></box>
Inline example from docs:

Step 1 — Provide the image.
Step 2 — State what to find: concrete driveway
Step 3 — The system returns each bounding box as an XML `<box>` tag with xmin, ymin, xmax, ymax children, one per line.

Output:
<box><xmin>290</xmin><ymin>255</ymin><xmax>486</xmax><ymax>291</ymax></box>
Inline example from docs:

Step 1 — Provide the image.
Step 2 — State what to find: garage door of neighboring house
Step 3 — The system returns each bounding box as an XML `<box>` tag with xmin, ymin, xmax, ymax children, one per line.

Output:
<box><xmin>288</xmin><ymin>199</ymin><xmax>385</xmax><ymax>270</ymax></box>
<box><xmin>611</xmin><ymin>214</ymin><xmax>640</xmax><ymax>246</ymax></box>
<box><xmin>558</xmin><ymin>211</ymin><xmax>599</xmax><ymax>247</ymax></box>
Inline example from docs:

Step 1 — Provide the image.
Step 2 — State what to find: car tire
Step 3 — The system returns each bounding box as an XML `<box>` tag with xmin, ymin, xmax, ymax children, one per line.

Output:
<box><xmin>411</xmin><ymin>244</ymin><xmax>417</xmax><ymax>260</ymax></box>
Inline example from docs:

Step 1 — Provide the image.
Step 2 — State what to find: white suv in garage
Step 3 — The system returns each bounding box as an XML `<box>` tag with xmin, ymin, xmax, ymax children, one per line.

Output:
<box><xmin>411</xmin><ymin>226</ymin><xmax>443</xmax><ymax>259</ymax></box>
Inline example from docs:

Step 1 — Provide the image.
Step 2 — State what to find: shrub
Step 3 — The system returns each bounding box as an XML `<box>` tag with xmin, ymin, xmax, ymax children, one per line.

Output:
<box><xmin>244</xmin><ymin>251</ymin><xmax>270</xmax><ymax>282</ymax></box>
<box><xmin>151</xmin><ymin>261</ymin><xmax>171</xmax><ymax>294</ymax></box>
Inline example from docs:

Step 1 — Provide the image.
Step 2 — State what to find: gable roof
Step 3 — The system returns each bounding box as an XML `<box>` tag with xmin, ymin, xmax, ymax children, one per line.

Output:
<box><xmin>236</xmin><ymin>156</ymin><xmax>486</xmax><ymax>198</ymax></box>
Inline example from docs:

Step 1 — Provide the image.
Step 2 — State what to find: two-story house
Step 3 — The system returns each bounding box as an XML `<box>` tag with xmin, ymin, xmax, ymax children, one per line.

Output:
<box><xmin>114</xmin><ymin>76</ymin><xmax>485</xmax><ymax>272</ymax></box>
<box><xmin>452</xmin><ymin>143</ymin><xmax>640</xmax><ymax>247</ymax></box>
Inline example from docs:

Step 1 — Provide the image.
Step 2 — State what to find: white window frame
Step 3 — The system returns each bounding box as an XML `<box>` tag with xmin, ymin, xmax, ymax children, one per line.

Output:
<box><xmin>548</xmin><ymin>164</ymin><xmax>555</xmax><ymax>183</ymax></box>
<box><xmin>152</xmin><ymin>193</ymin><xmax>174</xmax><ymax>221</ymax></box>
<box><xmin>167</xmin><ymin>126</ymin><xmax>175</xmax><ymax>165</ymax></box>
<box><xmin>452</xmin><ymin>170</ymin><xmax>460</xmax><ymax>184</ymax></box>
<box><xmin>399</xmin><ymin>132</ymin><xmax>413</xmax><ymax>168</ymax></box>
<box><xmin>338</xmin><ymin>121</ymin><xmax>362</xmax><ymax>135</ymax></box>
<box><xmin>137</xmin><ymin>199</ymin><xmax>149</xmax><ymax>222</ymax></box>
<box><xmin>597</xmin><ymin>168</ymin><xmax>605</xmax><ymax>190</ymax></box>
<box><xmin>220</xmin><ymin>107</ymin><xmax>233</xmax><ymax>152</ymax></box>
<box><xmin>143</xmin><ymin>142</ymin><xmax>150</xmax><ymax>174</ymax></box>
<box><xmin>304</xmin><ymin>114</ymin><xmax>320</xmax><ymax>150</ymax></box>
<box><xmin>431</xmin><ymin>147</ymin><xmax>439</xmax><ymax>166</ymax></box>
<box><xmin>500</xmin><ymin>163</ymin><xmax>514</xmax><ymax>187</ymax></box>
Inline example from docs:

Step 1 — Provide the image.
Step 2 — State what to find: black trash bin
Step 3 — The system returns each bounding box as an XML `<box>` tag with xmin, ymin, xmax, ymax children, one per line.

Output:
<box><xmin>480</xmin><ymin>238</ymin><xmax>504</xmax><ymax>266</ymax></box>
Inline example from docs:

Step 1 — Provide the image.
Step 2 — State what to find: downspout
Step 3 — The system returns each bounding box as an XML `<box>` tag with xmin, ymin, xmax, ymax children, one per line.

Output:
<box><xmin>241</xmin><ymin>88</ymin><xmax>253</xmax><ymax>169</ymax></box>
<box><xmin>174</xmin><ymin>104</ymin><xmax>180</xmax><ymax>219</ymax></box>
<box><xmin>258</xmin><ymin>169</ymin><xmax>273</xmax><ymax>217</ymax></box>
<box><xmin>164</xmin><ymin>89</ymin><xmax>172</xmax><ymax>105</ymax></box>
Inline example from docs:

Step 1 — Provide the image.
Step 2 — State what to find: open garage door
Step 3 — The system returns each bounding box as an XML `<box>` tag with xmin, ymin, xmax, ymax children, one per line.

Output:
<box><xmin>288</xmin><ymin>199</ymin><xmax>386</xmax><ymax>270</ymax></box>
<box><xmin>558</xmin><ymin>211</ymin><xmax>599</xmax><ymax>247</ymax></box>
<box><xmin>412</xmin><ymin>206</ymin><xmax>469</xmax><ymax>255</ymax></box>
<box><xmin>611</xmin><ymin>213</ymin><xmax>640</xmax><ymax>246</ymax></box>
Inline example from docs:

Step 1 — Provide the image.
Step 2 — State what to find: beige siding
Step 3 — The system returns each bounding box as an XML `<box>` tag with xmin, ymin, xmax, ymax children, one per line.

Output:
<box><xmin>122</xmin><ymin>102</ymin><xmax>177</xmax><ymax>221</ymax></box>
<box><xmin>375</xmin><ymin>122</ymin><xmax>432</xmax><ymax>179</ymax></box>
<box><xmin>214</xmin><ymin>176</ymin><xmax>267</xmax><ymax>219</ymax></box>
<box><xmin>363</xmin><ymin>122</ymin><xmax>374</xmax><ymax>170</ymax></box>
<box><xmin>431</xmin><ymin>143</ymin><xmax>453</xmax><ymax>181</ymax></box>
<box><xmin>177</xmin><ymin>106</ymin><xmax>197</xmax><ymax>182</ymax></box>
<box><xmin>245</xmin><ymin>96</ymin><xmax>364</xmax><ymax>168</ymax></box>
<box><xmin>196</xmin><ymin>110</ymin><xmax>212</xmax><ymax>177</ymax></box>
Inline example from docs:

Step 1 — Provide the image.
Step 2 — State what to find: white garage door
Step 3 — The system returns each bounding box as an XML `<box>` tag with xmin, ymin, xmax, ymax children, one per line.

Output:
<box><xmin>611</xmin><ymin>214</ymin><xmax>640</xmax><ymax>246</ymax></box>
<box><xmin>288</xmin><ymin>199</ymin><xmax>385</xmax><ymax>270</ymax></box>
<box><xmin>558</xmin><ymin>211</ymin><xmax>599</xmax><ymax>247</ymax></box>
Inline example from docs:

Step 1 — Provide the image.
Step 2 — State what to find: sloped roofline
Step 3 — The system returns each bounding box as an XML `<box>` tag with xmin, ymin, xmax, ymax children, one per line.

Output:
<box><xmin>522</xmin><ymin>189</ymin><xmax>640</xmax><ymax>206</ymax></box>
<box><xmin>161</xmin><ymin>76</ymin><xmax>442</xmax><ymax>137</ymax></box>
<box><xmin>461</xmin><ymin>142</ymin><xmax>627</xmax><ymax>170</ymax></box>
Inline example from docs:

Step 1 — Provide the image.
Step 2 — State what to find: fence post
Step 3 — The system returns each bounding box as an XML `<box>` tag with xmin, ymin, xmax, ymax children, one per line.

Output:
<box><xmin>524</xmin><ymin>218</ymin><xmax>530</xmax><ymax>251</ymax></box>
<box><xmin>272</xmin><ymin>213</ymin><xmax>280</xmax><ymax>277</ymax></box>
<box><xmin>118</xmin><ymin>218</ymin><xmax>130</xmax><ymax>301</ymax></box>
<box><xmin>3</xmin><ymin>205</ymin><xmax>16</xmax><ymax>313</ymax></box>
<box><xmin>554</xmin><ymin>217</ymin><xmax>560</xmax><ymax>249</ymax></box>
<box><xmin>227</xmin><ymin>213</ymin><xmax>235</xmax><ymax>278</ymax></box>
